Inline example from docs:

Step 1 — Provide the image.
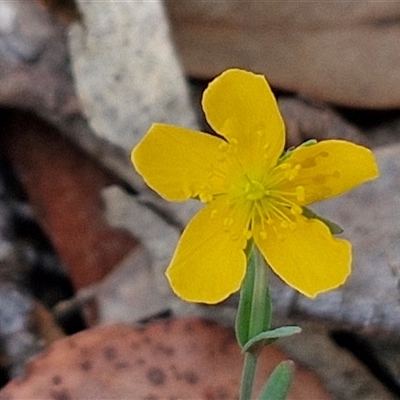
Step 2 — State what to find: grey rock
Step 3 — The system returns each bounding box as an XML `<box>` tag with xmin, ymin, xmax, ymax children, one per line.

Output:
<box><xmin>95</xmin><ymin>248</ymin><xmax>170</xmax><ymax>324</ymax></box>
<box><xmin>0</xmin><ymin>283</ymin><xmax>39</xmax><ymax>377</ymax></box>
<box><xmin>0</xmin><ymin>284</ymin><xmax>31</xmax><ymax>335</ymax></box>
<box><xmin>0</xmin><ymin>1</ymin><xmax>80</xmax><ymax>130</ymax></box>
<box><xmin>102</xmin><ymin>186</ymin><xmax>179</xmax><ymax>297</ymax></box>
<box><xmin>0</xmin><ymin>1</ymin><xmax>62</xmax><ymax>65</ymax></box>
<box><xmin>66</xmin><ymin>0</ymin><xmax>201</xmax><ymax>225</ymax></box>
<box><xmin>68</xmin><ymin>0</ymin><xmax>197</xmax><ymax>152</ymax></box>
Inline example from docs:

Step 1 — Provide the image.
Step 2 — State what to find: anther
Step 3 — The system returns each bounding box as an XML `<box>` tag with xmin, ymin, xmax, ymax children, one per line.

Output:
<box><xmin>279</xmin><ymin>163</ymin><xmax>291</xmax><ymax>170</ymax></box>
<box><xmin>259</xmin><ymin>231</ymin><xmax>267</xmax><ymax>240</ymax></box>
<box><xmin>199</xmin><ymin>193</ymin><xmax>213</xmax><ymax>202</ymax></box>
<box><xmin>244</xmin><ymin>230</ymin><xmax>252</xmax><ymax>240</ymax></box>
<box><xmin>223</xmin><ymin>217</ymin><xmax>234</xmax><ymax>228</ymax></box>
<box><xmin>295</xmin><ymin>186</ymin><xmax>305</xmax><ymax>202</ymax></box>
<box><xmin>290</xmin><ymin>204</ymin><xmax>303</xmax><ymax>215</ymax></box>
<box><xmin>218</xmin><ymin>142</ymin><xmax>229</xmax><ymax>152</ymax></box>
<box><xmin>210</xmin><ymin>209</ymin><xmax>218</xmax><ymax>219</ymax></box>
<box><xmin>287</xmin><ymin>164</ymin><xmax>301</xmax><ymax>181</ymax></box>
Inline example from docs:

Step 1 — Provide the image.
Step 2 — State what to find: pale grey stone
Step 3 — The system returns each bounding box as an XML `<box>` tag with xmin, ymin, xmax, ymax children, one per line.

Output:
<box><xmin>102</xmin><ymin>186</ymin><xmax>180</xmax><ymax>296</ymax></box>
<box><xmin>66</xmin><ymin>0</ymin><xmax>200</xmax><ymax>228</ymax></box>
<box><xmin>0</xmin><ymin>283</ymin><xmax>39</xmax><ymax>377</ymax></box>
<box><xmin>95</xmin><ymin>248</ymin><xmax>171</xmax><ymax>324</ymax></box>
<box><xmin>0</xmin><ymin>3</ymin><xmax>17</xmax><ymax>36</ymax></box>
<box><xmin>68</xmin><ymin>0</ymin><xmax>197</xmax><ymax>152</ymax></box>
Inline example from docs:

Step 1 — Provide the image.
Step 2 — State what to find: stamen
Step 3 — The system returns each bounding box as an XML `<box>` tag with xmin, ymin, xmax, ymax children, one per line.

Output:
<box><xmin>286</xmin><ymin>163</ymin><xmax>301</xmax><ymax>181</ymax></box>
<box><xmin>223</xmin><ymin>217</ymin><xmax>234</xmax><ymax>230</ymax></box>
<box><xmin>271</xmin><ymin>224</ymin><xmax>284</xmax><ymax>240</ymax></box>
<box><xmin>210</xmin><ymin>209</ymin><xmax>218</xmax><ymax>219</ymax></box>
<box><xmin>208</xmin><ymin>168</ymin><xmax>226</xmax><ymax>179</ymax></box>
<box><xmin>295</xmin><ymin>186</ymin><xmax>305</xmax><ymax>202</ymax></box>
<box><xmin>218</xmin><ymin>142</ymin><xmax>229</xmax><ymax>152</ymax></box>
<box><xmin>279</xmin><ymin>163</ymin><xmax>291</xmax><ymax>170</ymax></box>
<box><xmin>199</xmin><ymin>193</ymin><xmax>213</xmax><ymax>202</ymax></box>
<box><xmin>290</xmin><ymin>204</ymin><xmax>303</xmax><ymax>215</ymax></box>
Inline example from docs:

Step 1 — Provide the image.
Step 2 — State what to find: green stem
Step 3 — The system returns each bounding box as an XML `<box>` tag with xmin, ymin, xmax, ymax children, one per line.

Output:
<box><xmin>239</xmin><ymin>352</ymin><xmax>258</xmax><ymax>400</ymax></box>
<box><xmin>249</xmin><ymin>247</ymin><xmax>270</xmax><ymax>337</ymax></box>
<box><xmin>238</xmin><ymin>244</ymin><xmax>271</xmax><ymax>400</ymax></box>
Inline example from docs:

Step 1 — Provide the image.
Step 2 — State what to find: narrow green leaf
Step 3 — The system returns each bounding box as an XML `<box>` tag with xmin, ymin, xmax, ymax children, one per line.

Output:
<box><xmin>258</xmin><ymin>361</ymin><xmax>294</xmax><ymax>400</ymax></box>
<box><xmin>242</xmin><ymin>326</ymin><xmax>301</xmax><ymax>353</ymax></box>
<box><xmin>302</xmin><ymin>207</ymin><xmax>343</xmax><ymax>234</ymax></box>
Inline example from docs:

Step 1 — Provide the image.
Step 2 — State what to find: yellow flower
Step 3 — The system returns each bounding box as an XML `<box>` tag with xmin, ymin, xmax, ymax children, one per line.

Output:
<box><xmin>132</xmin><ymin>69</ymin><xmax>379</xmax><ymax>304</ymax></box>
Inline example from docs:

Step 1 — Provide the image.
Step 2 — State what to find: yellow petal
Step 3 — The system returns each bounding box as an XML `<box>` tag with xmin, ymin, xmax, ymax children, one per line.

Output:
<box><xmin>132</xmin><ymin>123</ymin><xmax>228</xmax><ymax>201</ymax></box>
<box><xmin>281</xmin><ymin>140</ymin><xmax>379</xmax><ymax>205</ymax></box>
<box><xmin>166</xmin><ymin>196</ymin><xmax>250</xmax><ymax>304</ymax></box>
<box><xmin>254</xmin><ymin>217</ymin><xmax>351</xmax><ymax>297</ymax></box>
<box><xmin>202</xmin><ymin>69</ymin><xmax>285</xmax><ymax>171</ymax></box>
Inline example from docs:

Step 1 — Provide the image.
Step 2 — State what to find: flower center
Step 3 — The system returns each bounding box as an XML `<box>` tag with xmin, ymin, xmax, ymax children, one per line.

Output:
<box><xmin>230</xmin><ymin>164</ymin><xmax>307</xmax><ymax>237</ymax></box>
<box><xmin>244</xmin><ymin>180</ymin><xmax>266</xmax><ymax>201</ymax></box>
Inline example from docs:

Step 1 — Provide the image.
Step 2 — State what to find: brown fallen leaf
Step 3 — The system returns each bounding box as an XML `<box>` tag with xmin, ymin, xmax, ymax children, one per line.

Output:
<box><xmin>165</xmin><ymin>0</ymin><xmax>400</xmax><ymax>108</ymax></box>
<box><xmin>1</xmin><ymin>111</ymin><xmax>137</xmax><ymax>292</ymax></box>
<box><xmin>0</xmin><ymin>318</ymin><xmax>330</xmax><ymax>400</ymax></box>
<box><xmin>278</xmin><ymin>97</ymin><xmax>370</xmax><ymax>148</ymax></box>
<box><xmin>36</xmin><ymin>0</ymin><xmax>81</xmax><ymax>24</ymax></box>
